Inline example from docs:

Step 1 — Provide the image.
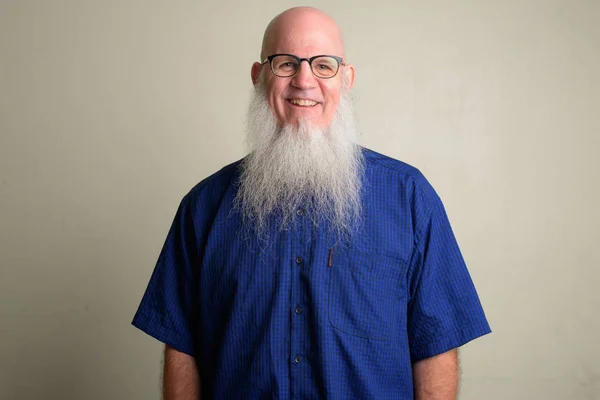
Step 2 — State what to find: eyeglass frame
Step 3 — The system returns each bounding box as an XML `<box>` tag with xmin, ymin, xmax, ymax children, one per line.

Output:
<box><xmin>261</xmin><ymin>53</ymin><xmax>346</xmax><ymax>79</ymax></box>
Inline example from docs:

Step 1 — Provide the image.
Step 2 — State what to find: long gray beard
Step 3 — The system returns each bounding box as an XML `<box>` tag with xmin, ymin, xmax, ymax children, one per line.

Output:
<box><xmin>234</xmin><ymin>83</ymin><xmax>364</xmax><ymax>240</ymax></box>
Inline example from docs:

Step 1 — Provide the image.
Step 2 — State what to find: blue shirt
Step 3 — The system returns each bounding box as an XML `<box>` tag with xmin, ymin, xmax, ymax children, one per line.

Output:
<box><xmin>132</xmin><ymin>147</ymin><xmax>491</xmax><ymax>399</ymax></box>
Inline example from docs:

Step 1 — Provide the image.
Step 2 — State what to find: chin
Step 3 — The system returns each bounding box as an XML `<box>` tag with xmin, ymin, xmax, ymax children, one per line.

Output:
<box><xmin>287</xmin><ymin>117</ymin><xmax>328</xmax><ymax>127</ymax></box>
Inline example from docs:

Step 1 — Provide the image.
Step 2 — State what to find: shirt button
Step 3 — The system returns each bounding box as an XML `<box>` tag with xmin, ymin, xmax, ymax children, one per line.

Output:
<box><xmin>295</xmin><ymin>256</ymin><xmax>304</xmax><ymax>265</ymax></box>
<box><xmin>295</xmin><ymin>306</ymin><xmax>303</xmax><ymax>314</ymax></box>
<box><xmin>296</xmin><ymin>208</ymin><xmax>304</xmax><ymax>216</ymax></box>
<box><xmin>293</xmin><ymin>355</ymin><xmax>302</xmax><ymax>364</ymax></box>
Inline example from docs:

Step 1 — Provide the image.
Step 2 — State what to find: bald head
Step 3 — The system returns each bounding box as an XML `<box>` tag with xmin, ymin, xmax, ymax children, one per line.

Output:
<box><xmin>260</xmin><ymin>7</ymin><xmax>346</xmax><ymax>61</ymax></box>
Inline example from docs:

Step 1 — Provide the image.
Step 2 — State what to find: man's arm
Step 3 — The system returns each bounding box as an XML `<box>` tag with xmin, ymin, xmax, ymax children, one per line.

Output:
<box><xmin>412</xmin><ymin>348</ymin><xmax>459</xmax><ymax>400</ymax></box>
<box><xmin>163</xmin><ymin>344</ymin><xmax>201</xmax><ymax>400</ymax></box>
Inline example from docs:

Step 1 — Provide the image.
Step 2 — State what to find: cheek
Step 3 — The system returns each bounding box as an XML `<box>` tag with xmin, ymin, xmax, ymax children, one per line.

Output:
<box><xmin>262</xmin><ymin>86</ymin><xmax>283</xmax><ymax>117</ymax></box>
<box><xmin>323</xmin><ymin>87</ymin><xmax>342</xmax><ymax>117</ymax></box>
<box><xmin>322</xmin><ymin>80</ymin><xmax>341</xmax><ymax>101</ymax></box>
<box><xmin>265</xmin><ymin>83</ymin><xmax>286</xmax><ymax>109</ymax></box>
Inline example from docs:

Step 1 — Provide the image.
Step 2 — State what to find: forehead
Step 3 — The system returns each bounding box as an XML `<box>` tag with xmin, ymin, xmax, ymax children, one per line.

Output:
<box><xmin>269</xmin><ymin>30</ymin><xmax>342</xmax><ymax>57</ymax></box>
<box><xmin>262</xmin><ymin>12</ymin><xmax>345</xmax><ymax>59</ymax></box>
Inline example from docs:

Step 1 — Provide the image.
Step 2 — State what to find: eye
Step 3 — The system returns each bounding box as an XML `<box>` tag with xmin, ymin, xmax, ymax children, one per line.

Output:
<box><xmin>276</xmin><ymin>61</ymin><xmax>299</xmax><ymax>72</ymax></box>
<box><xmin>315</xmin><ymin>63</ymin><xmax>333</xmax><ymax>71</ymax></box>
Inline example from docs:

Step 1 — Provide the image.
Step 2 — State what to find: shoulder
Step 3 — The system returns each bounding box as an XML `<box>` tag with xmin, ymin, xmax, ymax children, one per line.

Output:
<box><xmin>180</xmin><ymin>158</ymin><xmax>243</xmax><ymax>210</ymax></box>
<box><xmin>361</xmin><ymin>147</ymin><xmax>440</xmax><ymax>204</ymax></box>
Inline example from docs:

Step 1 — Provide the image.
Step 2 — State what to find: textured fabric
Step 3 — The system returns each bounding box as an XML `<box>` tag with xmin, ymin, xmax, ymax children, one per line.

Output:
<box><xmin>132</xmin><ymin>147</ymin><xmax>491</xmax><ymax>399</ymax></box>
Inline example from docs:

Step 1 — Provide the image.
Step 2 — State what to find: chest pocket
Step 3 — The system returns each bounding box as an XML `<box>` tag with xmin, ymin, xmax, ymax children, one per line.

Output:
<box><xmin>328</xmin><ymin>250</ymin><xmax>407</xmax><ymax>341</ymax></box>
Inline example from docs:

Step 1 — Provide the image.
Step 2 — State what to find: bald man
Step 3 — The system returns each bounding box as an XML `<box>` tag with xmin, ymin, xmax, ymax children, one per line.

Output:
<box><xmin>132</xmin><ymin>7</ymin><xmax>491</xmax><ymax>400</ymax></box>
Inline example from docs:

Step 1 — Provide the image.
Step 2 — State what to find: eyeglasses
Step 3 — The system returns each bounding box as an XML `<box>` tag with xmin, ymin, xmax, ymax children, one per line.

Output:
<box><xmin>261</xmin><ymin>53</ymin><xmax>345</xmax><ymax>79</ymax></box>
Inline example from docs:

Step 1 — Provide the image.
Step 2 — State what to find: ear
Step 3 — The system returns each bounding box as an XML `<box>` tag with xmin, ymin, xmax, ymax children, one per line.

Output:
<box><xmin>343</xmin><ymin>63</ymin><xmax>356</xmax><ymax>89</ymax></box>
<box><xmin>251</xmin><ymin>62</ymin><xmax>263</xmax><ymax>86</ymax></box>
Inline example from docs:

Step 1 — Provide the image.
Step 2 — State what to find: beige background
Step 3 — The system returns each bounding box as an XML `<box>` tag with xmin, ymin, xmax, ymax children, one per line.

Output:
<box><xmin>1</xmin><ymin>0</ymin><xmax>598</xmax><ymax>399</ymax></box>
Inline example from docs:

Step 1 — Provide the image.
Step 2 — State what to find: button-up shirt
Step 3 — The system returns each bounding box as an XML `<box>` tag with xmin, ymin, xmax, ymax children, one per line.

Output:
<box><xmin>132</xmin><ymin>147</ymin><xmax>491</xmax><ymax>399</ymax></box>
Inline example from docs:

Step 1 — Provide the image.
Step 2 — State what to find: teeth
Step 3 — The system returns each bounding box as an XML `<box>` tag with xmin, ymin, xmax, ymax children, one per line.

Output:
<box><xmin>290</xmin><ymin>99</ymin><xmax>318</xmax><ymax>107</ymax></box>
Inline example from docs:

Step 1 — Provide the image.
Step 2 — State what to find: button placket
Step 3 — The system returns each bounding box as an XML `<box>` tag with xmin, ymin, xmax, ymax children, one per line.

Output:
<box><xmin>290</xmin><ymin>204</ymin><xmax>309</xmax><ymax>394</ymax></box>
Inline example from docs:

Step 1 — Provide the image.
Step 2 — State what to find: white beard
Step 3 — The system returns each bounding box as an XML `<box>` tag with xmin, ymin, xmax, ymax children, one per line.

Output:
<box><xmin>234</xmin><ymin>80</ymin><xmax>364</xmax><ymax>240</ymax></box>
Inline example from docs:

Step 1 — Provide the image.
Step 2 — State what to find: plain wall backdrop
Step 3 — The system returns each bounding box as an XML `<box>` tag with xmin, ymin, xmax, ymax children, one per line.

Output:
<box><xmin>1</xmin><ymin>1</ymin><xmax>598</xmax><ymax>399</ymax></box>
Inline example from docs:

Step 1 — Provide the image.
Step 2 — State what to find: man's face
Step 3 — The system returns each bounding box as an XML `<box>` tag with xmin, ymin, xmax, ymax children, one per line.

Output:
<box><xmin>261</xmin><ymin>53</ymin><xmax>343</xmax><ymax>128</ymax></box>
<box><xmin>251</xmin><ymin>13</ymin><xmax>354</xmax><ymax>129</ymax></box>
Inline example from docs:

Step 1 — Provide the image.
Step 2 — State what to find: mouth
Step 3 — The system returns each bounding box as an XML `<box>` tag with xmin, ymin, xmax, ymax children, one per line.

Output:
<box><xmin>287</xmin><ymin>98</ymin><xmax>320</xmax><ymax>107</ymax></box>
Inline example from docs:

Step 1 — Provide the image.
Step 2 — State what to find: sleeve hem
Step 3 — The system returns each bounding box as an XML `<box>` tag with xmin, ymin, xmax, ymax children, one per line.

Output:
<box><xmin>131</xmin><ymin>309</ymin><xmax>196</xmax><ymax>357</ymax></box>
<box><xmin>410</xmin><ymin>321</ymin><xmax>491</xmax><ymax>363</ymax></box>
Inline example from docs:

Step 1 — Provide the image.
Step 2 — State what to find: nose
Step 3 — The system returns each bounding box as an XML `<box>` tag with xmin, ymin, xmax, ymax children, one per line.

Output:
<box><xmin>290</xmin><ymin>60</ymin><xmax>317</xmax><ymax>89</ymax></box>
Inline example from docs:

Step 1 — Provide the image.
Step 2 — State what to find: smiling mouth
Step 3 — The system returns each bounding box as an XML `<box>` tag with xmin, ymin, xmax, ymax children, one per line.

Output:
<box><xmin>288</xmin><ymin>99</ymin><xmax>319</xmax><ymax>107</ymax></box>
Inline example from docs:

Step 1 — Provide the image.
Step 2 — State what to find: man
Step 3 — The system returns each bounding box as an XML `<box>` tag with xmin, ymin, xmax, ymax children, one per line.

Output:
<box><xmin>132</xmin><ymin>6</ymin><xmax>491</xmax><ymax>400</ymax></box>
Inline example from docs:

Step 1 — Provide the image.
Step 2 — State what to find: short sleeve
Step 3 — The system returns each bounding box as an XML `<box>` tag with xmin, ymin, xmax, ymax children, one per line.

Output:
<box><xmin>131</xmin><ymin>196</ymin><xmax>200</xmax><ymax>357</ymax></box>
<box><xmin>407</xmin><ymin>186</ymin><xmax>491</xmax><ymax>363</ymax></box>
